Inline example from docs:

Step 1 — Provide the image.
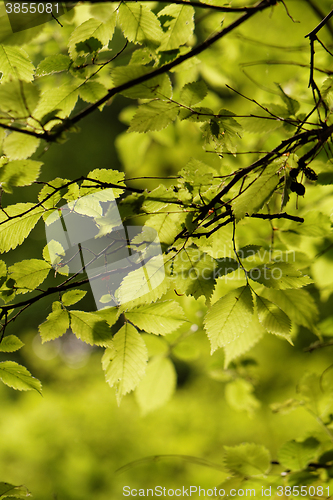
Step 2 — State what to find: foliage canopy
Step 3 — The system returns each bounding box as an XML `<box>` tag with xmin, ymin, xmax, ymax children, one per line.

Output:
<box><xmin>0</xmin><ymin>0</ymin><xmax>333</xmax><ymax>497</ymax></box>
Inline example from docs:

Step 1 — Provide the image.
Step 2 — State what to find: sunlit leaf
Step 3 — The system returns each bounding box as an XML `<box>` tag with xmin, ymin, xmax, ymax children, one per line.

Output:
<box><xmin>102</xmin><ymin>323</ymin><xmax>148</xmax><ymax>404</ymax></box>
<box><xmin>126</xmin><ymin>300</ymin><xmax>186</xmax><ymax>334</ymax></box>
<box><xmin>0</xmin><ymin>361</ymin><xmax>42</xmax><ymax>394</ymax></box>
<box><xmin>204</xmin><ymin>286</ymin><xmax>254</xmax><ymax>353</ymax></box>
<box><xmin>135</xmin><ymin>356</ymin><xmax>176</xmax><ymax>414</ymax></box>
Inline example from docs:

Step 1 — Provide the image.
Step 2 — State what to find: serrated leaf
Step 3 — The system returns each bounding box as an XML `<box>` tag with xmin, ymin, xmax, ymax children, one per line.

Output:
<box><xmin>0</xmin><ymin>45</ymin><xmax>34</xmax><ymax>82</ymax></box>
<box><xmin>260</xmin><ymin>288</ymin><xmax>318</xmax><ymax>330</ymax></box>
<box><xmin>102</xmin><ymin>323</ymin><xmax>148</xmax><ymax>404</ymax></box>
<box><xmin>0</xmin><ymin>361</ymin><xmax>42</xmax><ymax>394</ymax></box>
<box><xmin>224</xmin><ymin>443</ymin><xmax>271</xmax><ymax>477</ymax></box>
<box><xmin>146</xmin><ymin>211</ymin><xmax>185</xmax><ymax>245</ymax></box>
<box><xmin>68</xmin><ymin>17</ymin><xmax>116</xmax><ymax>60</ymax></box>
<box><xmin>70</xmin><ymin>310</ymin><xmax>112</xmax><ymax>346</ymax></box>
<box><xmin>62</xmin><ymin>289</ymin><xmax>87</xmax><ymax>306</ymax></box>
<box><xmin>82</xmin><ymin>168</ymin><xmax>125</xmax><ymax>198</ymax></box>
<box><xmin>223</xmin><ymin>313</ymin><xmax>265</xmax><ymax>368</ymax></box>
<box><xmin>158</xmin><ymin>4</ymin><xmax>195</xmax><ymax>51</ymax></box>
<box><xmin>36</xmin><ymin>54</ymin><xmax>71</xmax><ymax>76</ymax></box>
<box><xmin>297</xmin><ymin>372</ymin><xmax>322</xmax><ymax>415</ymax></box>
<box><xmin>292</xmin><ymin>211</ymin><xmax>331</xmax><ymax>237</ymax></box>
<box><xmin>8</xmin><ymin>259</ymin><xmax>51</xmax><ymax>294</ymax></box>
<box><xmin>204</xmin><ymin>286</ymin><xmax>254</xmax><ymax>353</ymax></box>
<box><xmin>118</xmin><ymin>3</ymin><xmax>163</xmax><ymax>45</ymax></box>
<box><xmin>321</xmin><ymin>77</ymin><xmax>333</xmax><ymax>109</ymax></box>
<box><xmin>135</xmin><ymin>356</ymin><xmax>176</xmax><ymax>414</ymax></box>
<box><xmin>0</xmin><ymin>203</ymin><xmax>44</xmax><ymax>252</ymax></box>
<box><xmin>126</xmin><ymin>300</ymin><xmax>186</xmax><ymax>334</ymax></box>
<box><xmin>180</xmin><ymin>81</ymin><xmax>208</xmax><ymax>107</ymax></box>
<box><xmin>0</xmin><ymin>160</ymin><xmax>42</xmax><ymax>189</ymax></box>
<box><xmin>225</xmin><ymin>378</ymin><xmax>260</xmax><ymax>414</ymax></box>
<box><xmin>116</xmin><ymin>256</ymin><xmax>168</xmax><ymax>309</ymax></box>
<box><xmin>241</xmin><ymin>114</ymin><xmax>283</xmax><ymax>134</ymax></box>
<box><xmin>38</xmin><ymin>308</ymin><xmax>70</xmax><ymax>343</ymax></box>
<box><xmin>112</xmin><ymin>65</ymin><xmax>172</xmax><ymax>99</ymax></box>
<box><xmin>278</xmin><ymin>438</ymin><xmax>320</xmax><ymax>471</ymax></box>
<box><xmin>0</xmin><ymin>335</ymin><xmax>24</xmax><ymax>353</ymax></box>
<box><xmin>142</xmin><ymin>185</ymin><xmax>179</xmax><ymax>212</ymax></box>
<box><xmin>33</xmin><ymin>85</ymin><xmax>79</xmax><ymax>129</ymax></box>
<box><xmin>256</xmin><ymin>295</ymin><xmax>291</xmax><ymax>340</ymax></box>
<box><xmin>38</xmin><ymin>177</ymin><xmax>69</xmax><ymax>210</ymax></box>
<box><xmin>3</xmin><ymin>133</ymin><xmax>40</xmax><ymax>160</ymax></box>
<box><xmin>0</xmin><ymin>81</ymin><xmax>40</xmax><ymax>117</ymax></box>
<box><xmin>128</xmin><ymin>101</ymin><xmax>179</xmax><ymax>133</ymax></box>
<box><xmin>91</xmin><ymin>307</ymin><xmax>120</xmax><ymax>328</ymax></box>
<box><xmin>233</xmin><ymin>166</ymin><xmax>279</xmax><ymax>220</ymax></box>
<box><xmin>172</xmin><ymin>246</ymin><xmax>218</xmax><ymax>300</ymax></box>
<box><xmin>79</xmin><ymin>81</ymin><xmax>107</xmax><ymax>103</ymax></box>
<box><xmin>0</xmin><ymin>482</ymin><xmax>30</xmax><ymax>498</ymax></box>
<box><xmin>180</xmin><ymin>106</ymin><xmax>214</xmax><ymax>122</ymax></box>
<box><xmin>248</xmin><ymin>262</ymin><xmax>313</xmax><ymax>289</ymax></box>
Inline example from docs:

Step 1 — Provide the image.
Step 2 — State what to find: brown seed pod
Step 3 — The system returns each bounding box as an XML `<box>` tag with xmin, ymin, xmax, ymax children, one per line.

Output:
<box><xmin>289</xmin><ymin>168</ymin><xmax>299</xmax><ymax>179</ymax></box>
<box><xmin>303</xmin><ymin>167</ymin><xmax>318</xmax><ymax>181</ymax></box>
<box><xmin>295</xmin><ymin>183</ymin><xmax>305</xmax><ymax>196</ymax></box>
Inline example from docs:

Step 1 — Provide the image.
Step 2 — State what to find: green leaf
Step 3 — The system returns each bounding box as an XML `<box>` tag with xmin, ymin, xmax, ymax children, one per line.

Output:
<box><xmin>277</xmin><ymin>84</ymin><xmax>300</xmax><ymax>116</ymax></box>
<box><xmin>62</xmin><ymin>290</ymin><xmax>87</xmax><ymax>307</ymax></box>
<box><xmin>225</xmin><ymin>379</ymin><xmax>261</xmax><ymax>414</ymax></box>
<box><xmin>82</xmin><ymin>168</ymin><xmax>125</xmax><ymax>198</ymax></box>
<box><xmin>297</xmin><ymin>373</ymin><xmax>322</xmax><ymax>415</ymax></box>
<box><xmin>232</xmin><ymin>165</ymin><xmax>280</xmax><ymax>220</ymax></box>
<box><xmin>70</xmin><ymin>310</ymin><xmax>112</xmax><ymax>346</ymax></box>
<box><xmin>0</xmin><ymin>361</ymin><xmax>42</xmax><ymax>394</ymax></box>
<box><xmin>90</xmin><ymin>307</ymin><xmax>120</xmax><ymax>328</ymax></box>
<box><xmin>146</xmin><ymin>211</ymin><xmax>185</xmax><ymax>245</ymax></box>
<box><xmin>0</xmin><ymin>160</ymin><xmax>42</xmax><ymax>190</ymax></box>
<box><xmin>135</xmin><ymin>356</ymin><xmax>176</xmax><ymax>414</ymax></box>
<box><xmin>260</xmin><ymin>288</ymin><xmax>318</xmax><ymax>330</ymax></box>
<box><xmin>2</xmin><ymin>133</ymin><xmax>40</xmax><ymax>160</ymax></box>
<box><xmin>256</xmin><ymin>295</ymin><xmax>292</xmax><ymax>340</ymax></box>
<box><xmin>172</xmin><ymin>246</ymin><xmax>219</xmax><ymax>300</ymax></box>
<box><xmin>128</xmin><ymin>101</ymin><xmax>179</xmax><ymax>133</ymax></box>
<box><xmin>204</xmin><ymin>286</ymin><xmax>254</xmax><ymax>353</ymax></box>
<box><xmin>68</xmin><ymin>17</ymin><xmax>116</xmax><ymax>60</ymax></box>
<box><xmin>0</xmin><ymin>203</ymin><xmax>44</xmax><ymax>252</ymax></box>
<box><xmin>142</xmin><ymin>184</ymin><xmax>179</xmax><ymax>212</ymax></box>
<box><xmin>224</xmin><ymin>443</ymin><xmax>271</xmax><ymax>477</ymax></box>
<box><xmin>0</xmin><ymin>335</ymin><xmax>24</xmax><ymax>353</ymax></box>
<box><xmin>126</xmin><ymin>300</ymin><xmax>186</xmax><ymax>334</ymax></box>
<box><xmin>38</xmin><ymin>308</ymin><xmax>70</xmax><ymax>343</ymax></box>
<box><xmin>0</xmin><ymin>45</ymin><xmax>34</xmax><ymax>82</ymax></box>
<box><xmin>248</xmin><ymin>262</ymin><xmax>313</xmax><ymax>289</ymax></box>
<box><xmin>102</xmin><ymin>323</ymin><xmax>148</xmax><ymax>404</ymax></box>
<box><xmin>0</xmin><ymin>482</ymin><xmax>30</xmax><ymax>498</ymax></box>
<box><xmin>277</xmin><ymin>438</ymin><xmax>320</xmax><ymax>471</ymax></box>
<box><xmin>0</xmin><ymin>81</ymin><xmax>40</xmax><ymax>117</ymax></box>
<box><xmin>180</xmin><ymin>81</ymin><xmax>208</xmax><ymax>107</ymax></box>
<box><xmin>241</xmin><ymin>113</ymin><xmax>282</xmax><ymax>134</ymax></box>
<box><xmin>8</xmin><ymin>259</ymin><xmax>51</xmax><ymax>294</ymax></box>
<box><xmin>118</xmin><ymin>3</ymin><xmax>163</xmax><ymax>45</ymax></box>
<box><xmin>223</xmin><ymin>314</ymin><xmax>265</xmax><ymax>368</ymax></box>
<box><xmin>79</xmin><ymin>81</ymin><xmax>107</xmax><ymax>103</ymax></box>
<box><xmin>291</xmin><ymin>211</ymin><xmax>331</xmax><ymax>238</ymax></box>
<box><xmin>158</xmin><ymin>4</ymin><xmax>195</xmax><ymax>51</ymax></box>
<box><xmin>33</xmin><ymin>85</ymin><xmax>79</xmax><ymax>129</ymax></box>
<box><xmin>36</xmin><ymin>54</ymin><xmax>71</xmax><ymax>76</ymax></box>
<box><xmin>112</xmin><ymin>65</ymin><xmax>172</xmax><ymax>99</ymax></box>
<box><xmin>116</xmin><ymin>257</ymin><xmax>168</xmax><ymax>309</ymax></box>
<box><xmin>38</xmin><ymin>177</ymin><xmax>69</xmax><ymax>211</ymax></box>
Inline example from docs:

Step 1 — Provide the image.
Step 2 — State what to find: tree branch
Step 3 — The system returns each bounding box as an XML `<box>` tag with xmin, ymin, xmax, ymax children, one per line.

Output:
<box><xmin>51</xmin><ymin>0</ymin><xmax>278</xmax><ymax>140</ymax></box>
